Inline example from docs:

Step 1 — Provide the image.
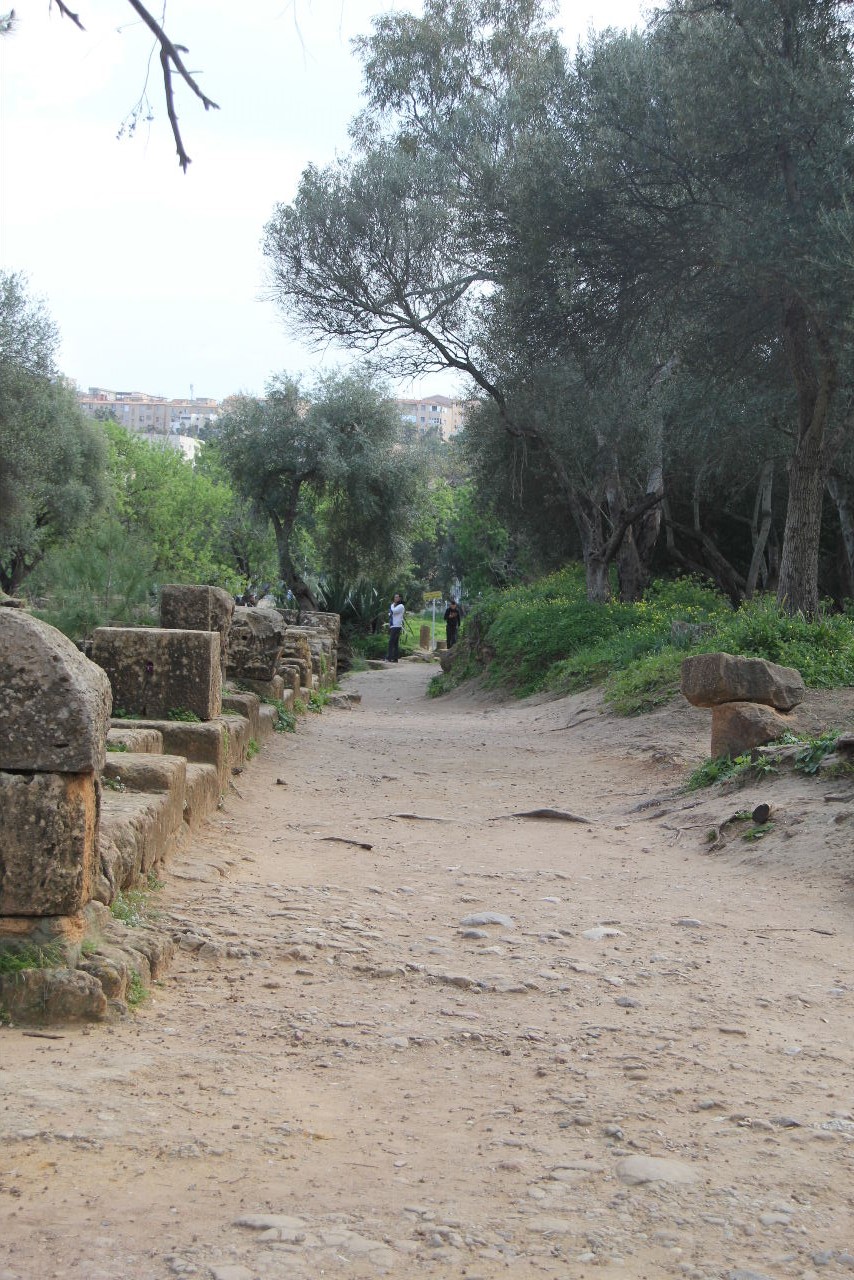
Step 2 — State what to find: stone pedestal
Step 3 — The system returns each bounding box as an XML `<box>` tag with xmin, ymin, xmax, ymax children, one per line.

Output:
<box><xmin>160</xmin><ymin>584</ymin><xmax>234</xmax><ymax>680</ymax></box>
<box><xmin>92</xmin><ymin>626</ymin><xmax>222</xmax><ymax>721</ymax></box>
<box><xmin>0</xmin><ymin>772</ymin><xmax>99</xmax><ymax>916</ymax></box>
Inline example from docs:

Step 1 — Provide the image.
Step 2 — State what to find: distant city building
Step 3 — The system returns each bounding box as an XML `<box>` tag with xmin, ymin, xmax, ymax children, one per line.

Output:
<box><xmin>77</xmin><ymin>387</ymin><xmax>219</xmax><ymax>437</ymax></box>
<box><xmin>395</xmin><ymin>394</ymin><xmax>468</xmax><ymax>440</ymax></box>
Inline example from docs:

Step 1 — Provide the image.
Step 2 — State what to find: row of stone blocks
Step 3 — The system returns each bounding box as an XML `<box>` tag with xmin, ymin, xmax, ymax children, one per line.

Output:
<box><xmin>0</xmin><ymin>600</ymin><xmax>287</xmax><ymax>1022</ymax></box>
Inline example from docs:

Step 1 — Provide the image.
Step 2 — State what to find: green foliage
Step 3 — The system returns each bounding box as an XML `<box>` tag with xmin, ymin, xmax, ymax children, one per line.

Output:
<box><xmin>126</xmin><ymin>970</ymin><xmax>147</xmax><ymax>1008</ymax></box>
<box><xmin>110</xmin><ymin>888</ymin><xmax>155</xmax><ymax>928</ymax></box>
<box><xmin>102</xmin><ymin>775</ymin><xmax>126</xmax><ymax>793</ymax></box>
<box><xmin>166</xmin><ymin>708</ymin><xmax>201</xmax><ymax>723</ymax></box>
<box><xmin>684</xmin><ymin>754</ymin><xmax>757</xmax><ymax>792</ymax></box>
<box><xmin>0</xmin><ymin>943</ymin><xmax>65</xmax><ymax>975</ymax></box>
<box><xmin>308</xmin><ymin>690</ymin><xmax>327</xmax><ymax>712</ymax></box>
<box><xmin>267</xmin><ymin>699</ymin><xmax>297</xmax><ymax>732</ymax></box>
<box><xmin>247</xmin><ymin>737</ymin><xmax>260</xmax><ymax>758</ymax></box>
<box><xmin>780</xmin><ymin>730</ymin><xmax>841</xmax><ymax>775</ymax></box>
<box><xmin>452</xmin><ymin>569</ymin><xmax>854</xmax><ymax>710</ymax></box>
<box><xmin>0</xmin><ymin>272</ymin><xmax>108</xmax><ymax>594</ymax></box>
<box><xmin>217</xmin><ymin>370</ymin><xmax>426</xmax><ymax>604</ymax></box>
<box><xmin>106</xmin><ymin>742</ymin><xmax>129</xmax><ymax>753</ymax></box>
<box><xmin>104</xmin><ymin>423</ymin><xmax>243</xmax><ymax>590</ymax></box>
<box><xmin>30</xmin><ymin>515</ymin><xmax>157</xmax><ymax>641</ymax></box>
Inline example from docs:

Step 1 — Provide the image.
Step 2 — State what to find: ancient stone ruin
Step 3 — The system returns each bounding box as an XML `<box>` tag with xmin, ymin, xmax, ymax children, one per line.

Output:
<box><xmin>0</xmin><ymin>586</ymin><xmax>344</xmax><ymax>1025</ymax></box>
<box><xmin>681</xmin><ymin>651</ymin><xmax>806</xmax><ymax>758</ymax></box>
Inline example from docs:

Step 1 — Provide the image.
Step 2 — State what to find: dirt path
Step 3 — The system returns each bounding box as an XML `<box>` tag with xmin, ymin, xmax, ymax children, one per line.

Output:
<box><xmin>1</xmin><ymin>661</ymin><xmax>852</xmax><ymax>1280</ymax></box>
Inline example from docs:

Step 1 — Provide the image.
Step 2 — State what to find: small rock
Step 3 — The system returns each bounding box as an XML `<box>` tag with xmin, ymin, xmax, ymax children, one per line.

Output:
<box><xmin>676</xmin><ymin>918</ymin><xmax>702</xmax><ymax>928</ymax></box>
<box><xmin>758</xmin><ymin>1211</ymin><xmax>791</xmax><ymax>1226</ymax></box>
<box><xmin>615</xmin><ymin>996</ymin><xmax>640</xmax><ymax>1008</ymax></box>
<box><xmin>582</xmin><ymin>926</ymin><xmax>624</xmax><ymax>941</ymax></box>
<box><xmin>209</xmin><ymin>1268</ymin><xmax>255</xmax><ymax>1280</ymax></box>
<box><xmin>616</xmin><ymin>1155</ymin><xmax>698</xmax><ymax>1186</ymax></box>
<box><xmin>459</xmin><ymin>912</ymin><xmax>515</xmax><ymax>928</ymax></box>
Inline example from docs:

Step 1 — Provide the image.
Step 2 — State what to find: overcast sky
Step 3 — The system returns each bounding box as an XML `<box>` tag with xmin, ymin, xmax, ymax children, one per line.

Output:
<box><xmin>0</xmin><ymin>0</ymin><xmax>645</xmax><ymax>402</ymax></box>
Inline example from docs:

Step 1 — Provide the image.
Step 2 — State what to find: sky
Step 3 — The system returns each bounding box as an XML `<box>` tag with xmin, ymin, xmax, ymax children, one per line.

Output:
<box><xmin>0</xmin><ymin>0</ymin><xmax>646</xmax><ymax>403</ymax></box>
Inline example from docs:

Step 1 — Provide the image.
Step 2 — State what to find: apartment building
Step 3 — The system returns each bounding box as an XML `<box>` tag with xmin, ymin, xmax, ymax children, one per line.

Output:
<box><xmin>395</xmin><ymin>394</ymin><xmax>468</xmax><ymax>440</ymax></box>
<box><xmin>77</xmin><ymin>388</ymin><xmax>219</xmax><ymax>436</ymax></box>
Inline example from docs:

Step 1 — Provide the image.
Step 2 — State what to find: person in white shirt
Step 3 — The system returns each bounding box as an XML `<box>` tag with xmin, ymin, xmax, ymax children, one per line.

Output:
<box><xmin>386</xmin><ymin>593</ymin><xmax>405</xmax><ymax>663</ymax></box>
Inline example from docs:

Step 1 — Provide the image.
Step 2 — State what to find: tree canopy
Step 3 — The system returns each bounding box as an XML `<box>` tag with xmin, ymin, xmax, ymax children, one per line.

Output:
<box><xmin>264</xmin><ymin>0</ymin><xmax>854</xmax><ymax>614</ymax></box>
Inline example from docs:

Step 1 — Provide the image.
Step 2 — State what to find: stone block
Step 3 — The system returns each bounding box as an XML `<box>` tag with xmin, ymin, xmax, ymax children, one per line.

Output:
<box><xmin>184</xmin><ymin>763</ymin><xmax>220</xmax><ymax>828</ymax></box>
<box><xmin>222</xmin><ymin>692</ymin><xmax>261</xmax><ymax>740</ymax></box>
<box><xmin>160</xmin><ymin>584</ymin><xmax>234</xmax><ymax>680</ymax></box>
<box><xmin>236</xmin><ymin>675</ymin><xmax>285</xmax><ymax>701</ymax></box>
<box><xmin>276</xmin><ymin>665</ymin><xmax>301</xmax><ymax>699</ymax></box>
<box><xmin>681</xmin><ymin>652</ymin><xmax>805</xmax><ymax>711</ymax></box>
<box><xmin>0</xmin><ymin>911</ymin><xmax>87</xmax><ymax>965</ymax></box>
<box><xmin>0</xmin><ymin>610</ymin><xmax>112</xmax><ymax>772</ymax></box>
<box><xmin>109</xmin><ymin>718</ymin><xmax>230</xmax><ymax>789</ymax></box>
<box><xmin>107</xmin><ymin>726</ymin><xmax>163</xmax><ymax>754</ymax></box>
<box><xmin>92</xmin><ymin>626</ymin><xmax>221</xmax><ymax>721</ymax></box>
<box><xmin>227</xmin><ymin>607</ymin><xmax>286</xmax><ymax>681</ymax></box>
<box><xmin>0</xmin><ymin>771</ymin><xmax>98</xmax><ymax>916</ymax></box>
<box><xmin>99</xmin><ymin>780</ymin><xmax>186</xmax><ymax>893</ymax></box>
<box><xmin>710</xmin><ymin>701</ymin><xmax>792</xmax><ymax>759</ymax></box>
<box><xmin>0</xmin><ymin>967</ymin><xmax>108</xmax><ymax>1024</ymax></box>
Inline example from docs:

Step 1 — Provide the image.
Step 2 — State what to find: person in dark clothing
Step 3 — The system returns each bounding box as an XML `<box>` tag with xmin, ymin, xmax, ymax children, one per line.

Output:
<box><xmin>443</xmin><ymin>598</ymin><xmax>462</xmax><ymax>647</ymax></box>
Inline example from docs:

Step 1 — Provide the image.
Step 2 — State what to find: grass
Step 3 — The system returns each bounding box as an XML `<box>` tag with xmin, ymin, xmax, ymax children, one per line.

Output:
<box><xmin>126</xmin><ymin>970</ymin><xmax>147</xmax><ymax>1008</ymax></box>
<box><xmin>166</xmin><ymin>708</ymin><xmax>201</xmax><ymax>722</ymax></box>
<box><xmin>110</xmin><ymin>878</ymin><xmax>161</xmax><ymax>928</ymax></box>
<box><xmin>430</xmin><ymin>567</ymin><xmax>854</xmax><ymax>713</ymax></box>
<box><xmin>247</xmin><ymin>737</ymin><xmax>260</xmax><ymax>759</ymax></box>
<box><xmin>106</xmin><ymin>742</ymin><xmax>129</xmax><ymax>752</ymax></box>
<box><xmin>685</xmin><ymin>731</ymin><xmax>845</xmax><ymax>792</ymax></box>
<box><xmin>0</xmin><ymin>943</ymin><xmax>65</xmax><ymax>975</ymax></box>
<box><xmin>308</xmin><ymin>690</ymin><xmax>328</xmax><ymax>713</ymax></box>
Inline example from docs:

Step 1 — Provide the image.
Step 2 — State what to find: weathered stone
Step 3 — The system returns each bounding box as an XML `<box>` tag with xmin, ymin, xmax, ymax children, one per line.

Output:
<box><xmin>0</xmin><ymin>911</ymin><xmax>87</xmax><ymax>965</ymax></box>
<box><xmin>615</xmin><ymin>1155</ymin><xmax>699</xmax><ymax>1186</ymax></box>
<box><xmin>106</xmin><ymin>726</ymin><xmax>163</xmax><ymax>754</ymax></box>
<box><xmin>276</xmin><ymin>664</ymin><xmax>302</xmax><ymax>699</ymax></box>
<box><xmin>99</xmin><ymin>766</ymin><xmax>187</xmax><ymax>892</ymax></box>
<box><xmin>226</xmin><ymin>607</ymin><xmax>286</xmax><ymax>682</ymax></box>
<box><xmin>0</xmin><ymin>966</ymin><xmax>108</xmax><ymax>1024</ymax></box>
<box><xmin>92</xmin><ymin>627</ymin><xmax>221</xmax><ymax>721</ymax></box>
<box><xmin>79</xmin><ymin>953</ymin><xmax>129</xmax><ymax>1000</ymax></box>
<box><xmin>681</xmin><ymin>652</ymin><xmax>805</xmax><ymax>710</ymax></box>
<box><xmin>235</xmin><ymin>674</ymin><xmax>286</xmax><ymax>701</ymax></box>
<box><xmin>0</xmin><ymin>610</ymin><xmax>112</xmax><ymax>772</ymax></box>
<box><xmin>0</xmin><ymin>771</ymin><xmax>98</xmax><ymax>916</ymax></box>
<box><xmin>159</xmin><ymin>584</ymin><xmax>234</xmax><ymax>680</ymax></box>
<box><xmin>110</xmin><ymin>718</ymin><xmax>230</xmax><ymax>788</ymax></box>
<box><xmin>222</xmin><ymin>691</ymin><xmax>261</xmax><ymax>740</ymax></box>
<box><xmin>711</xmin><ymin>701</ymin><xmax>792</xmax><ymax>758</ymax></box>
<box><xmin>420</xmin><ymin>624</ymin><xmax>431</xmax><ymax>649</ymax></box>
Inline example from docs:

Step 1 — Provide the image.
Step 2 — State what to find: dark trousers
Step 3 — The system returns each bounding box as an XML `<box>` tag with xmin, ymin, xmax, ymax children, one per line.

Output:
<box><xmin>446</xmin><ymin>624</ymin><xmax>458</xmax><ymax>648</ymax></box>
<box><xmin>387</xmin><ymin>627</ymin><xmax>402</xmax><ymax>662</ymax></box>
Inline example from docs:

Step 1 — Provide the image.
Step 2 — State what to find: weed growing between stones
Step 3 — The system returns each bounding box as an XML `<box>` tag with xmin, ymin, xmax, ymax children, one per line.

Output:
<box><xmin>780</xmin><ymin>730</ymin><xmax>840</xmax><ymax>774</ymax></box>
<box><xmin>126</xmin><ymin>970</ymin><xmax>147</xmax><ymax>1008</ymax></box>
<box><xmin>686</xmin><ymin>731</ymin><xmax>847</xmax><ymax>792</ymax></box>
<box><xmin>247</xmin><ymin>738</ymin><xmax>260</xmax><ymax>759</ymax></box>
<box><xmin>167</xmin><ymin>708</ymin><xmax>201</xmax><ymax>722</ymax></box>
<box><xmin>294</xmin><ymin>697</ymin><xmax>307</xmax><ymax>715</ymax></box>
<box><xmin>308</xmin><ymin>690</ymin><xmax>328</xmax><ymax>712</ymax></box>
<box><xmin>268</xmin><ymin>699</ymin><xmax>296</xmax><ymax>732</ymax></box>
<box><xmin>110</xmin><ymin>884</ymin><xmax>160</xmax><ymax>928</ymax></box>
<box><xmin>103</xmin><ymin>775</ymin><xmax>126</xmax><ymax>792</ymax></box>
<box><xmin>0</xmin><ymin>943</ymin><xmax>65</xmax><ymax>976</ymax></box>
<box><xmin>106</xmin><ymin>742</ymin><xmax>129</xmax><ymax>752</ymax></box>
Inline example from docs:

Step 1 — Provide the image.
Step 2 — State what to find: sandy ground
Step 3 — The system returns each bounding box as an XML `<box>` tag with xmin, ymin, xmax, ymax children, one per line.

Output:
<box><xmin>1</xmin><ymin>660</ymin><xmax>853</xmax><ymax>1280</ymax></box>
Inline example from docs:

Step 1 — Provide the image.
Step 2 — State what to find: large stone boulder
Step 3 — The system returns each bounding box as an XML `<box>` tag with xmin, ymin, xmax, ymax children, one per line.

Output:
<box><xmin>0</xmin><ymin>610</ymin><xmax>112</xmax><ymax>772</ymax></box>
<box><xmin>0</xmin><ymin>967</ymin><xmax>108</xmax><ymax>1024</ymax></box>
<box><xmin>160</xmin><ymin>584</ymin><xmax>234</xmax><ymax>680</ymax></box>
<box><xmin>92</xmin><ymin>626</ymin><xmax>222</xmax><ymax>721</ymax></box>
<box><xmin>711</xmin><ymin>702</ymin><xmax>792</xmax><ymax>759</ymax></box>
<box><xmin>0</xmin><ymin>771</ymin><xmax>99</xmax><ymax>916</ymax></box>
<box><xmin>681</xmin><ymin>652</ymin><xmax>805</xmax><ymax>711</ymax></box>
<box><xmin>226</xmin><ymin>607</ymin><xmax>286</xmax><ymax>682</ymax></box>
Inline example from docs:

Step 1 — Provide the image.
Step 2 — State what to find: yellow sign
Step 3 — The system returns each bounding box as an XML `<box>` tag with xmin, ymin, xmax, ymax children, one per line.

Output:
<box><xmin>423</xmin><ymin>591</ymin><xmax>442</xmax><ymax>601</ymax></box>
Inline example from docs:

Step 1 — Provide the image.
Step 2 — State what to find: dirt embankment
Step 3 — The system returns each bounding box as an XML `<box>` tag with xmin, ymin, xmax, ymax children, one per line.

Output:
<box><xmin>1</xmin><ymin>664</ymin><xmax>852</xmax><ymax>1280</ymax></box>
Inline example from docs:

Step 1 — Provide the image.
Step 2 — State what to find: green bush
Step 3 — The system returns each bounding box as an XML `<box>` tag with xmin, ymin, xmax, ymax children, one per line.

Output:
<box><xmin>447</xmin><ymin>568</ymin><xmax>854</xmax><ymax>712</ymax></box>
